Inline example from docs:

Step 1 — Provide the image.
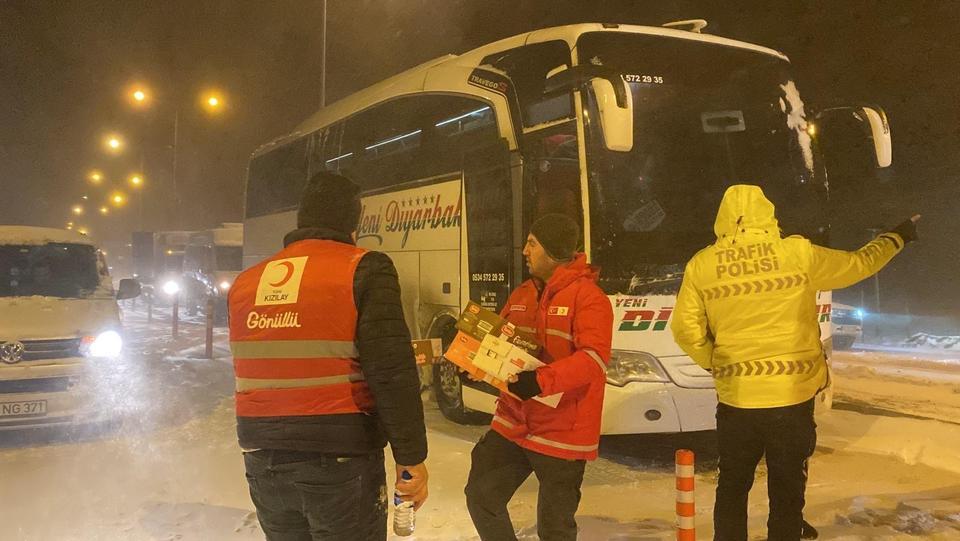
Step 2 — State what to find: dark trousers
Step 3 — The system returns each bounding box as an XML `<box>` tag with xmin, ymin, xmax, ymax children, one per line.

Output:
<box><xmin>714</xmin><ymin>398</ymin><xmax>817</xmax><ymax>541</ymax></box>
<box><xmin>243</xmin><ymin>449</ymin><xmax>387</xmax><ymax>541</ymax></box>
<box><xmin>465</xmin><ymin>430</ymin><xmax>586</xmax><ymax>541</ymax></box>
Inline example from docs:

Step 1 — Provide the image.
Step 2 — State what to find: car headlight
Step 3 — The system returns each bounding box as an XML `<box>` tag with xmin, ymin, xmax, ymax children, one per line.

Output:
<box><xmin>82</xmin><ymin>330</ymin><xmax>123</xmax><ymax>358</ymax></box>
<box><xmin>162</xmin><ymin>280</ymin><xmax>181</xmax><ymax>296</ymax></box>
<box><xmin>219</xmin><ymin>280</ymin><xmax>231</xmax><ymax>291</ymax></box>
<box><xmin>605</xmin><ymin>350</ymin><xmax>670</xmax><ymax>386</ymax></box>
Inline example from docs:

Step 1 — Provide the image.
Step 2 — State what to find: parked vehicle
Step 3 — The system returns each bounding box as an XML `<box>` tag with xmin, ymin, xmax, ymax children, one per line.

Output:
<box><xmin>0</xmin><ymin>226</ymin><xmax>139</xmax><ymax>430</ymax></box>
<box><xmin>832</xmin><ymin>303</ymin><xmax>864</xmax><ymax>350</ymax></box>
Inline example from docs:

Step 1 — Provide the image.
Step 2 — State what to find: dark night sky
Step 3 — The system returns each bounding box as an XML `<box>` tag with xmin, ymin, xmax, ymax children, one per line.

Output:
<box><xmin>1</xmin><ymin>0</ymin><xmax>958</xmax><ymax>314</ymax></box>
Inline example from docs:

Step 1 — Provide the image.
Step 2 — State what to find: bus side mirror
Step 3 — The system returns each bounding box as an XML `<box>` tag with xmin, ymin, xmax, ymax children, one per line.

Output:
<box><xmin>116</xmin><ymin>278</ymin><xmax>141</xmax><ymax>300</ymax></box>
<box><xmin>816</xmin><ymin>105</ymin><xmax>892</xmax><ymax>168</ymax></box>
<box><xmin>544</xmin><ymin>64</ymin><xmax>634</xmax><ymax>152</ymax></box>
<box><xmin>590</xmin><ymin>78</ymin><xmax>633</xmax><ymax>152</ymax></box>
<box><xmin>862</xmin><ymin>106</ymin><xmax>892</xmax><ymax>168</ymax></box>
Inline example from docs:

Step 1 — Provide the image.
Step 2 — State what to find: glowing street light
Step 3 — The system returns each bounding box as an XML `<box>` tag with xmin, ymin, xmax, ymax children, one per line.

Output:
<box><xmin>72</xmin><ymin>205</ymin><xmax>84</xmax><ymax>216</ymax></box>
<box><xmin>128</xmin><ymin>174</ymin><xmax>144</xmax><ymax>188</ymax></box>
<box><xmin>202</xmin><ymin>91</ymin><xmax>225</xmax><ymax>115</ymax></box>
<box><xmin>103</xmin><ymin>134</ymin><xmax>125</xmax><ymax>153</ymax></box>
<box><xmin>110</xmin><ymin>192</ymin><xmax>127</xmax><ymax>207</ymax></box>
<box><xmin>88</xmin><ymin>170</ymin><xmax>104</xmax><ymax>185</ymax></box>
<box><xmin>99</xmin><ymin>206</ymin><xmax>109</xmax><ymax>215</ymax></box>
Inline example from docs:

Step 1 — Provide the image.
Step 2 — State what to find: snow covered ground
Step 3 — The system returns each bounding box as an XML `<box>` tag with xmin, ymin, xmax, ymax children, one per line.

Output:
<box><xmin>2</xmin><ymin>306</ymin><xmax>960</xmax><ymax>540</ymax></box>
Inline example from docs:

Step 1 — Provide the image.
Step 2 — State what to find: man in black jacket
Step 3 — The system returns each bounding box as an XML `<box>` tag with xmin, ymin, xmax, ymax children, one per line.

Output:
<box><xmin>229</xmin><ymin>172</ymin><xmax>428</xmax><ymax>541</ymax></box>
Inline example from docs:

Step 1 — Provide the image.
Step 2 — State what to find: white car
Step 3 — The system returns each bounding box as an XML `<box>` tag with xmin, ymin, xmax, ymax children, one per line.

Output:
<box><xmin>831</xmin><ymin>303</ymin><xmax>863</xmax><ymax>350</ymax></box>
<box><xmin>0</xmin><ymin>226</ymin><xmax>139</xmax><ymax>430</ymax></box>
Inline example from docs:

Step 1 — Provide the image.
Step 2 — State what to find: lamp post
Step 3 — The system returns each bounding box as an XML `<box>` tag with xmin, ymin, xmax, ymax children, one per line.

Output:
<box><xmin>123</xmin><ymin>84</ymin><xmax>226</xmax><ymax>229</ymax></box>
<box><xmin>128</xmin><ymin>174</ymin><xmax>145</xmax><ymax>230</ymax></box>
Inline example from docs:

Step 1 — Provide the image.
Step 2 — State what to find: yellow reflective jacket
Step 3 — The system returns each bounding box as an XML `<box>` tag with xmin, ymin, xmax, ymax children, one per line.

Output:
<box><xmin>671</xmin><ymin>185</ymin><xmax>905</xmax><ymax>408</ymax></box>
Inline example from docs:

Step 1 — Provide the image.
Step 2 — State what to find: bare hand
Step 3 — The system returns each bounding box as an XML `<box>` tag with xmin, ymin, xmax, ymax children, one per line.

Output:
<box><xmin>396</xmin><ymin>463</ymin><xmax>429</xmax><ymax>511</ymax></box>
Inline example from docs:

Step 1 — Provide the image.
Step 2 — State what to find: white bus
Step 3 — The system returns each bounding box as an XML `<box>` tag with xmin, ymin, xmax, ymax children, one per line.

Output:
<box><xmin>243</xmin><ymin>22</ymin><xmax>892</xmax><ymax>433</ymax></box>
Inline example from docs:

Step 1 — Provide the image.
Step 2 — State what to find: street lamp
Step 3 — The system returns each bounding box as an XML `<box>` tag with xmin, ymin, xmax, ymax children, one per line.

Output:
<box><xmin>72</xmin><ymin>205</ymin><xmax>84</xmax><ymax>216</ymax></box>
<box><xmin>201</xmin><ymin>91</ymin><xmax>225</xmax><ymax>114</ymax></box>
<box><xmin>123</xmin><ymin>83</ymin><xmax>229</xmax><ymax>228</ymax></box>
<box><xmin>103</xmin><ymin>133</ymin><xmax>125</xmax><ymax>154</ymax></box>
<box><xmin>99</xmin><ymin>206</ymin><xmax>109</xmax><ymax>215</ymax></box>
<box><xmin>88</xmin><ymin>170</ymin><xmax>104</xmax><ymax>185</ymax></box>
<box><xmin>128</xmin><ymin>174</ymin><xmax>145</xmax><ymax>229</ymax></box>
<box><xmin>110</xmin><ymin>191</ymin><xmax>127</xmax><ymax>207</ymax></box>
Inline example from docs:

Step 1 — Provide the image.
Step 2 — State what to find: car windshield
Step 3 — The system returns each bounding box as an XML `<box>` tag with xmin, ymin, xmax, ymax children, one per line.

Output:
<box><xmin>577</xmin><ymin>32</ymin><xmax>827</xmax><ymax>295</ymax></box>
<box><xmin>0</xmin><ymin>243</ymin><xmax>100</xmax><ymax>298</ymax></box>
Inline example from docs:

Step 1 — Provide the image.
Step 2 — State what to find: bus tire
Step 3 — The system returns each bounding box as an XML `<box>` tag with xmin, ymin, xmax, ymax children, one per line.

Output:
<box><xmin>433</xmin><ymin>358</ymin><xmax>490</xmax><ymax>425</ymax></box>
<box><xmin>429</xmin><ymin>315</ymin><xmax>490</xmax><ymax>425</ymax></box>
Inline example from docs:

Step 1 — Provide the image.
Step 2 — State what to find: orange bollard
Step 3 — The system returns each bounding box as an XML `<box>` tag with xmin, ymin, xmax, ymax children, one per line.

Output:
<box><xmin>676</xmin><ymin>449</ymin><xmax>695</xmax><ymax>541</ymax></box>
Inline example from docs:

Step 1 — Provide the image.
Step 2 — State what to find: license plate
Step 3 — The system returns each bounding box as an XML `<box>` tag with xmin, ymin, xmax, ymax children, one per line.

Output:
<box><xmin>0</xmin><ymin>400</ymin><xmax>47</xmax><ymax>418</ymax></box>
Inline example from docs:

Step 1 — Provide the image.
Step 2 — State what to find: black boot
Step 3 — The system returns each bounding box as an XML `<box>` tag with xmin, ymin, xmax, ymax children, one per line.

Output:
<box><xmin>800</xmin><ymin>519</ymin><xmax>819</xmax><ymax>540</ymax></box>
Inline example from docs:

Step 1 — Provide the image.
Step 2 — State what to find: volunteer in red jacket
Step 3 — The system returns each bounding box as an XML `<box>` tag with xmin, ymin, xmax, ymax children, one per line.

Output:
<box><xmin>465</xmin><ymin>213</ymin><xmax>614</xmax><ymax>541</ymax></box>
<box><xmin>229</xmin><ymin>172</ymin><xmax>428</xmax><ymax>541</ymax></box>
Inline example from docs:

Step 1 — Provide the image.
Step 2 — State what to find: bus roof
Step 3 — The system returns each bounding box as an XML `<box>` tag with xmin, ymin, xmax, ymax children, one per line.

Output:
<box><xmin>251</xmin><ymin>23</ymin><xmax>789</xmax><ymax>159</ymax></box>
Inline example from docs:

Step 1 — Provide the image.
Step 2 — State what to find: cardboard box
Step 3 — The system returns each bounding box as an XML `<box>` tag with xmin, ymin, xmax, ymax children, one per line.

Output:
<box><xmin>444</xmin><ymin>302</ymin><xmax>561</xmax><ymax>408</ymax></box>
<box><xmin>411</xmin><ymin>338</ymin><xmax>442</xmax><ymax>365</ymax></box>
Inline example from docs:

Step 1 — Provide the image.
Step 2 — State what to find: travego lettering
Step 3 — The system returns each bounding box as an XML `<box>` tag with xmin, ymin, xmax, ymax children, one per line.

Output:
<box><xmin>715</xmin><ymin>242</ymin><xmax>780</xmax><ymax>279</ymax></box>
<box><xmin>246</xmin><ymin>310</ymin><xmax>303</xmax><ymax>329</ymax></box>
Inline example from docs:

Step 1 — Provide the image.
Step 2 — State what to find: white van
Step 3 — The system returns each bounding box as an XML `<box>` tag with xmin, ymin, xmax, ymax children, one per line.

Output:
<box><xmin>831</xmin><ymin>302</ymin><xmax>864</xmax><ymax>350</ymax></box>
<box><xmin>0</xmin><ymin>226</ymin><xmax>139</xmax><ymax>430</ymax></box>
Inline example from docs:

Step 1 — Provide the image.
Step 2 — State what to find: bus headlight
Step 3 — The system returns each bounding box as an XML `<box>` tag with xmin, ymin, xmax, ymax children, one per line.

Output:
<box><xmin>606</xmin><ymin>350</ymin><xmax>670</xmax><ymax>386</ymax></box>
<box><xmin>82</xmin><ymin>330</ymin><xmax>123</xmax><ymax>358</ymax></box>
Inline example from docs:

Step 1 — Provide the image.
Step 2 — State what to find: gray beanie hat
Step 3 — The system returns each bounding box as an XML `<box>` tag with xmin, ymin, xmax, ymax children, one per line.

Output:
<box><xmin>529</xmin><ymin>214</ymin><xmax>580</xmax><ymax>261</ymax></box>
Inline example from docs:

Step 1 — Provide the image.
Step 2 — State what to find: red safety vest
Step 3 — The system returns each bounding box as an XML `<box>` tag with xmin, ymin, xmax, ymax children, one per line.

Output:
<box><xmin>228</xmin><ymin>239</ymin><xmax>374</xmax><ymax>419</ymax></box>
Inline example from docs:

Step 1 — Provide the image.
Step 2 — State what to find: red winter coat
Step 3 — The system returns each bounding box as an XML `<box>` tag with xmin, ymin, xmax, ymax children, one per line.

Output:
<box><xmin>490</xmin><ymin>254</ymin><xmax>613</xmax><ymax>460</ymax></box>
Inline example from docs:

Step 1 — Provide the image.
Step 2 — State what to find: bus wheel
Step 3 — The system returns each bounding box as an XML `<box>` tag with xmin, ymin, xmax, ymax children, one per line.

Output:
<box><xmin>433</xmin><ymin>358</ymin><xmax>490</xmax><ymax>425</ymax></box>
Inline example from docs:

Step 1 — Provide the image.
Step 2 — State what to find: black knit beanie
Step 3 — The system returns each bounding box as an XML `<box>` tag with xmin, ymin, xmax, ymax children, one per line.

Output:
<box><xmin>529</xmin><ymin>214</ymin><xmax>580</xmax><ymax>261</ymax></box>
<box><xmin>296</xmin><ymin>172</ymin><xmax>362</xmax><ymax>234</ymax></box>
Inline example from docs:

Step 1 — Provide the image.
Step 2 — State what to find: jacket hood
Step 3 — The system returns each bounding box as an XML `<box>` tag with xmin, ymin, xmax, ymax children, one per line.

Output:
<box><xmin>713</xmin><ymin>185</ymin><xmax>779</xmax><ymax>243</ymax></box>
<box><xmin>543</xmin><ymin>253</ymin><xmax>599</xmax><ymax>297</ymax></box>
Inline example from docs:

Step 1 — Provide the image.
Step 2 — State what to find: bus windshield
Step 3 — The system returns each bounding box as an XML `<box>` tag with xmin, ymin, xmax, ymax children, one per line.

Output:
<box><xmin>578</xmin><ymin>32</ymin><xmax>827</xmax><ymax>295</ymax></box>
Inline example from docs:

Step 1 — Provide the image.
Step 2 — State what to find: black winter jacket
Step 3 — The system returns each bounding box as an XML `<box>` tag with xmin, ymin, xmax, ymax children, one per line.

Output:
<box><xmin>236</xmin><ymin>227</ymin><xmax>427</xmax><ymax>466</ymax></box>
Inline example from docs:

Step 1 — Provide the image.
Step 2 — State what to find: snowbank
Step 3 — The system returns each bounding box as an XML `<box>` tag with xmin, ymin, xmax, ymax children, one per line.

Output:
<box><xmin>819</xmin><ymin>409</ymin><xmax>960</xmax><ymax>476</ymax></box>
<box><xmin>904</xmin><ymin>333</ymin><xmax>960</xmax><ymax>350</ymax></box>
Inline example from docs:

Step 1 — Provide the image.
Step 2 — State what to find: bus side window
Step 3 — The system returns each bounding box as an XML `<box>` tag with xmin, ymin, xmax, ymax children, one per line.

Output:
<box><xmin>337</xmin><ymin>95</ymin><xmax>500</xmax><ymax>191</ymax></box>
<box><xmin>245</xmin><ymin>138</ymin><xmax>309</xmax><ymax>218</ymax></box>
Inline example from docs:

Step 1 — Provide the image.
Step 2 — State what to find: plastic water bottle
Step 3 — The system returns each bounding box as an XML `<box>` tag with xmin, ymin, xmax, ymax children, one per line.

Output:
<box><xmin>393</xmin><ymin>470</ymin><xmax>416</xmax><ymax>536</ymax></box>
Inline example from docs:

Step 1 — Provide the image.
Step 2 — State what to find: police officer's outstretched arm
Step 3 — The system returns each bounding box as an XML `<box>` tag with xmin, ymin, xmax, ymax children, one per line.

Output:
<box><xmin>354</xmin><ymin>251</ymin><xmax>429</xmax><ymax>509</ymax></box>
<box><xmin>806</xmin><ymin>215</ymin><xmax>920</xmax><ymax>292</ymax></box>
<box><xmin>671</xmin><ymin>260</ymin><xmax>714</xmax><ymax>370</ymax></box>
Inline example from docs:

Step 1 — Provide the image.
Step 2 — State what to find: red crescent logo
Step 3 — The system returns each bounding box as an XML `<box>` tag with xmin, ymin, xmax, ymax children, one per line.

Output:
<box><xmin>269</xmin><ymin>261</ymin><xmax>295</xmax><ymax>287</ymax></box>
